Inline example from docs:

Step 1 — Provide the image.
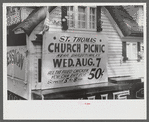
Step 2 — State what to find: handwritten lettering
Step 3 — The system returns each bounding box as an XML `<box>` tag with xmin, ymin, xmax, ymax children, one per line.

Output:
<box><xmin>53</xmin><ymin>58</ymin><xmax>95</xmax><ymax>68</ymax></box>
<box><xmin>48</xmin><ymin>43</ymin><xmax>105</xmax><ymax>53</ymax></box>
<box><xmin>7</xmin><ymin>49</ymin><xmax>25</xmax><ymax>70</ymax></box>
<box><xmin>59</xmin><ymin>36</ymin><xmax>96</xmax><ymax>43</ymax></box>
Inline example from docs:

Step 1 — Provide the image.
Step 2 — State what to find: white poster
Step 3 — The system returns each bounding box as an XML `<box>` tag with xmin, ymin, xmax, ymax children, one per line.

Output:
<box><xmin>42</xmin><ymin>32</ymin><xmax>108</xmax><ymax>89</ymax></box>
<box><xmin>7</xmin><ymin>46</ymin><xmax>27</xmax><ymax>80</ymax></box>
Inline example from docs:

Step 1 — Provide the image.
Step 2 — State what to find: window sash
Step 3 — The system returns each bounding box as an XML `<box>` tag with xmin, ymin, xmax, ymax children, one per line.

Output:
<box><xmin>89</xmin><ymin>7</ymin><xmax>96</xmax><ymax>29</ymax></box>
<box><xmin>67</xmin><ymin>6</ymin><xmax>75</xmax><ymax>28</ymax></box>
<box><xmin>126</xmin><ymin>42</ymin><xmax>138</xmax><ymax>60</ymax></box>
<box><xmin>78</xmin><ymin>6</ymin><xmax>86</xmax><ymax>29</ymax></box>
<box><xmin>67</xmin><ymin>6</ymin><xmax>97</xmax><ymax>30</ymax></box>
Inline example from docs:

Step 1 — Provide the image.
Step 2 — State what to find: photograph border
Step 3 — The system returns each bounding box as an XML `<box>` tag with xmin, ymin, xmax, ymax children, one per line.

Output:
<box><xmin>2</xmin><ymin>0</ymin><xmax>148</xmax><ymax>121</ymax></box>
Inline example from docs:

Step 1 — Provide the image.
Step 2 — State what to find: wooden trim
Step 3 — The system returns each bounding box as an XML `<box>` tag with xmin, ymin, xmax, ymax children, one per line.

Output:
<box><xmin>96</xmin><ymin>6</ymin><xmax>102</xmax><ymax>32</ymax></box>
<box><xmin>137</xmin><ymin>42</ymin><xmax>141</xmax><ymax>52</ymax></box>
<box><xmin>61</xmin><ymin>6</ymin><xmax>68</xmax><ymax>30</ymax></box>
<box><xmin>38</xmin><ymin>59</ymin><xmax>41</xmax><ymax>83</ymax></box>
<box><xmin>31</xmin><ymin>34</ymin><xmax>42</xmax><ymax>45</ymax></box>
<box><xmin>122</xmin><ymin>42</ymin><xmax>128</xmax><ymax>61</ymax></box>
<box><xmin>105</xmin><ymin>6</ymin><xmax>143</xmax><ymax>37</ymax></box>
<box><xmin>102</xmin><ymin>7</ymin><xmax>124</xmax><ymax>38</ymax></box>
<box><xmin>31</xmin><ymin>40</ymin><xmax>42</xmax><ymax>45</ymax></box>
<box><xmin>86</xmin><ymin>6</ymin><xmax>90</xmax><ymax>29</ymax></box>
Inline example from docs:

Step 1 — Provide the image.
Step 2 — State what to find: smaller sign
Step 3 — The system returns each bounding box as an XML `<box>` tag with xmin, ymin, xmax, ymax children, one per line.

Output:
<box><xmin>7</xmin><ymin>46</ymin><xmax>29</xmax><ymax>99</ymax></box>
<box><xmin>7</xmin><ymin>46</ymin><xmax>27</xmax><ymax>80</ymax></box>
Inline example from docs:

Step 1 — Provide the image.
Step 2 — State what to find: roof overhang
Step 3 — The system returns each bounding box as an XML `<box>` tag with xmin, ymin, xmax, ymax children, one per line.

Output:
<box><xmin>105</xmin><ymin>6</ymin><xmax>143</xmax><ymax>38</ymax></box>
<box><xmin>12</xmin><ymin>6</ymin><xmax>57</xmax><ymax>36</ymax></box>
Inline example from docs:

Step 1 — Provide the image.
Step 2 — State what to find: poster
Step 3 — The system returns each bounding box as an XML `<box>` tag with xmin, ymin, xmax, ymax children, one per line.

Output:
<box><xmin>7</xmin><ymin>46</ymin><xmax>27</xmax><ymax>80</ymax></box>
<box><xmin>42</xmin><ymin>32</ymin><xmax>108</xmax><ymax>89</ymax></box>
<box><xmin>7</xmin><ymin>46</ymin><xmax>29</xmax><ymax>99</ymax></box>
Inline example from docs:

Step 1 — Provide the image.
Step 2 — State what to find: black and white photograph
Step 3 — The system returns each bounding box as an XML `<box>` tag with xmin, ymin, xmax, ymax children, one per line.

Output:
<box><xmin>3</xmin><ymin>2</ymin><xmax>146</xmax><ymax>119</ymax></box>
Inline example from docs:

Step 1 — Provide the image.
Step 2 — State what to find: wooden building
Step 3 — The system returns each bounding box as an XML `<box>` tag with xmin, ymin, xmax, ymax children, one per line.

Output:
<box><xmin>7</xmin><ymin>6</ymin><xmax>144</xmax><ymax>100</ymax></box>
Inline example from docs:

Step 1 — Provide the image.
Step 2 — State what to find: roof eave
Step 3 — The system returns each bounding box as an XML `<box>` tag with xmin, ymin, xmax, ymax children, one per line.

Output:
<box><xmin>105</xmin><ymin>6</ymin><xmax>143</xmax><ymax>38</ymax></box>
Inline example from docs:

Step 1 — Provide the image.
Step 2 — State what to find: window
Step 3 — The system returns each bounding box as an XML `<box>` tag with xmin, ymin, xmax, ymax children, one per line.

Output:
<box><xmin>89</xmin><ymin>7</ymin><xmax>96</xmax><ymax>29</ymax></box>
<box><xmin>122</xmin><ymin>41</ymin><xmax>143</xmax><ymax>62</ymax></box>
<box><xmin>67</xmin><ymin>6</ymin><xmax>75</xmax><ymax>28</ymax></box>
<box><xmin>126</xmin><ymin>42</ymin><xmax>137</xmax><ymax>60</ymax></box>
<box><xmin>64</xmin><ymin>6</ymin><xmax>102</xmax><ymax>31</ymax></box>
<box><xmin>78</xmin><ymin>6</ymin><xmax>86</xmax><ymax>28</ymax></box>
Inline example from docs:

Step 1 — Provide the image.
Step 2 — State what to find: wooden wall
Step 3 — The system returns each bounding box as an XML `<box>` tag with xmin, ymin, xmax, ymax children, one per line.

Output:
<box><xmin>101</xmin><ymin>7</ymin><xmax>144</xmax><ymax>78</ymax></box>
<box><xmin>28</xmin><ymin>6</ymin><xmax>144</xmax><ymax>89</ymax></box>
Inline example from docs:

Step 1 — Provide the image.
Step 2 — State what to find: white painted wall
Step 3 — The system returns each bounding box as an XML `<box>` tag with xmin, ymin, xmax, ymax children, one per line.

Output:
<box><xmin>101</xmin><ymin>7</ymin><xmax>144</xmax><ymax>78</ymax></box>
<box><xmin>28</xmin><ymin>6</ymin><xmax>144</xmax><ymax>90</ymax></box>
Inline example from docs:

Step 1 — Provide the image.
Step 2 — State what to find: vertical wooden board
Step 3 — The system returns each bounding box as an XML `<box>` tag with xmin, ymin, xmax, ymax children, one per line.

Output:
<box><xmin>30</xmin><ymin>54</ymin><xmax>42</xmax><ymax>89</ymax></box>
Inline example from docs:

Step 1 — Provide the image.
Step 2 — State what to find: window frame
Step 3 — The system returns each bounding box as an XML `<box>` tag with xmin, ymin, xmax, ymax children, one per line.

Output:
<box><xmin>78</xmin><ymin>6</ymin><xmax>87</xmax><ymax>29</ymax></box>
<box><xmin>122</xmin><ymin>39</ymin><xmax>143</xmax><ymax>62</ymax></box>
<box><xmin>66</xmin><ymin>6</ymin><xmax>97</xmax><ymax>31</ymax></box>
<box><xmin>67</xmin><ymin>6</ymin><xmax>75</xmax><ymax>28</ymax></box>
<box><xmin>126</xmin><ymin>42</ymin><xmax>138</xmax><ymax>60</ymax></box>
<box><xmin>89</xmin><ymin>7</ymin><xmax>96</xmax><ymax>29</ymax></box>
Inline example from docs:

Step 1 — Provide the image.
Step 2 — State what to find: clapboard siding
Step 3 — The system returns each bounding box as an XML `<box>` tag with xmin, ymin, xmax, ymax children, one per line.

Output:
<box><xmin>29</xmin><ymin>6</ymin><xmax>144</xmax><ymax>89</ymax></box>
<box><xmin>101</xmin><ymin>7</ymin><xmax>144</xmax><ymax>78</ymax></box>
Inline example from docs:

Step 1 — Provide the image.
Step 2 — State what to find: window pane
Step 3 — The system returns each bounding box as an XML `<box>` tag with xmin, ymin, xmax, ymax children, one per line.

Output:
<box><xmin>82</xmin><ymin>22</ymin><xmax>85</xmax><ymax>28</ymax></box>
<box><xmin>78</xmin><ymin>6</ymin><xmax>86</xmax><ymax>29</ymax></box>
<box><xmin>78</xmin><ymin>14</ymin><xmax>85</xmax><ymax>21</ymax></box>
<box><xmin>78</xmin><ymin>14</ymin><xmax>80</xmax><ymax>20</ymax></box>
<box><xmin>90</xmin><ymin>8</ymin><xmax>95</xmax><ymax>15</ymax></box>
<box><xmin>67</xmin><ymin>6</ymin><xmax>73</xmax><ymax>11</ymax></box>
<box><xmin>127</xmin><ymin>43</ymin><xmax>131</xmax><ymax>59</ymax></box>
<box><xmin>126</xmin><ymin>42</ymin><xmax>138</xmax><ymax>59</ymax></box>
<box><xmin>70</xmin><ymin>6</ymin><xmax>73</xmax><ymax>11</ymax></box>
<box><xmin>92</xmin><ymin>23</ymin><xmax>95</xmax><ymax>28</ymax></box>
<box><xmin>89</xmin><ymin>7</ymin><xmax>96</xmax><ymax>29</ymax></box>
<box><xmin>89</xmin><ymin>22</ymin><xmax>91</xmax><ymax>28</ymax></box>
<box><xmin>78</xmin><ymin>21</ymin><xmax>85</xmax><ymax>28</ymax></box>
<box><xmin>92</xmin><ymin>16</ymin><xmax>95</xmax><ymax>21</ymax></box>
<box><xmin>69</xmin><ymin>21</ymin><xmax>74</xmax><ymax>27</ymax></box>
<box><xmin>69</xmin><ymin>14</ymin><xmax>74</xmax><ymax>19</ymax></box>
<box><xmin>78</xmin><ymin>6</ymin><xmax>85</xmax><ymax>13</ymax></box>
<box><xmin>78</xmin><ymin>21</ymin><xmax>81</xmax><ymax>28</ymax></box>
<box><xmin>67</xmin><ymin>6</ymin><xmax>75</xmax><ymax>28</ymax></box>
<box><xmin>92</xmin><ymin>8</ymin><xmax>95</xmax><ymax>14</ymax></box>
<box><xmin>132</xmin><ymin>43</ymin><xmax>137</xmax><ymax>58</ymax></box>
<box><xmin>79</xmin><ymin>14</ymin><xmax>85</xmax><ymax>21</ymax></box>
